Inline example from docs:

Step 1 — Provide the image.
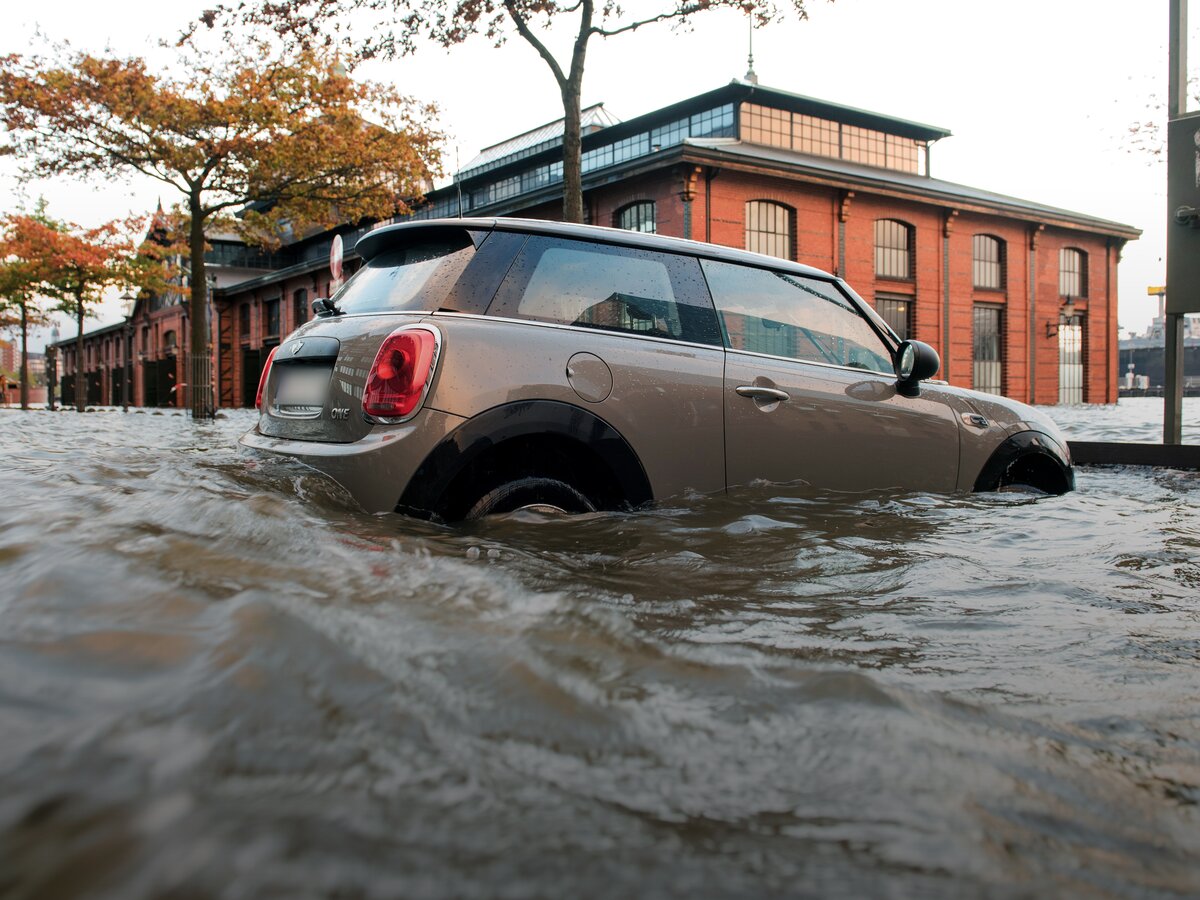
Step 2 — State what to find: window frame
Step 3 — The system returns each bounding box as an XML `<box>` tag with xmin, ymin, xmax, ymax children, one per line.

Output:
<box><xmin>1059</xmin><ymin>247</ymin><xmax>1088</xmax><ymax>299</ymax></box>
<box><xmin>615</xmin><ymin>201</ymin><xmax>656</xmax><ymax>234</ymax></box>
<box><xmin>972</xmin><ymin>234</ymin><xmax>1006</xmax><ymax>291</ymax></box>
<box><xmin>874</xmin><ymin>219</ymin><xmax>915</xmax><ymax>281</ymax></box>
<box><xmin>744</xmin><ymin>200</ymin><xmax>795</xmax><ymax>261</ymax></box>
<box><xmin>701</xmin><ymin>258</ymin><xmax>899</xmax><ymax>375</ymax></box>
<box><xmin>972</xmin><ymin>303</ymin><xmax>1004</xmax><ymax>396</ymax></box>
<box><xmin>486</xmin><ymin>235</ymin><xmax>723</xmax><ymax>348</ymax></box>
<box><xmin>874</xmin><ymin>293</ymin><xmax>913</xmax><ymax>342</ymax></box>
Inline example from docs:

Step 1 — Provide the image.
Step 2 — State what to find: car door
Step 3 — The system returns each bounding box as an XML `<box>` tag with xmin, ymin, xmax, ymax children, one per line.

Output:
<box><xmin>700</xmin><ymin>259</ymin><xmax>960</xmax><ymax>493</ymax></box>
<box><xmin>475</xmin><ymin>234</ymin><xmax>728</xmax><ymax>498</ymax></box>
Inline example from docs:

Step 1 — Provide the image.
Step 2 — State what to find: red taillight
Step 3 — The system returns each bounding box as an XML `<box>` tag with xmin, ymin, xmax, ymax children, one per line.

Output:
<box><xmin>255</xmin><ymin>345</ymin><xmax>279</xmax><ymax>410</ymax></box>
<box><xmin>363</xmin><ymin>327</ymin><xmax>438</xmax><ymax>420</ymax></box>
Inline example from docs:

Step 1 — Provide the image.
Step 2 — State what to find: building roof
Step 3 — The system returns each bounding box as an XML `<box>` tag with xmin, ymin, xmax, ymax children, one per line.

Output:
<box><xmin>681</xmin><ymin>137</ymin><xmax>1141</xmax><ymax>238</ymax></box>
<box><xmin>452</xmin><ymin>80</ymin><xmax>951</xmax><ymax>190</ymax></box>
<box><xmin>459</xmin><ymin>104</ymin><xmax>622</xmax><ymax>179</ymax></box>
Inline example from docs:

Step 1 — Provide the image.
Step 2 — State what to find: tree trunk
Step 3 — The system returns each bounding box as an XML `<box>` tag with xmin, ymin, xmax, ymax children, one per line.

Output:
<box><xmin>19</xmin><ymin>304</ymin><xmax>29</xmax><ymax>410</ymax></box>
<box><xmin>560</xmin><ymin>79</ymin><xmax>584</xmax><ymax>224</ymax></box>
<box><xmin>188</xmin><ymin>195</ymin><xmax>213</xmax><ymax>419</ymax></box>
<box><xmin>75</xmin><ymin>298</ymin><xmax>85</xmax><ymax>413</ymax></box>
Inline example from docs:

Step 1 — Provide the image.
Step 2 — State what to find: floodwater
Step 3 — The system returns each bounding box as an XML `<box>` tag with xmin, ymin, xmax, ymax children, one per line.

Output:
<box><xmin>0</xmin><ymin>397</ymin><xmax>1197</xmax><ymax>899</ymax></box>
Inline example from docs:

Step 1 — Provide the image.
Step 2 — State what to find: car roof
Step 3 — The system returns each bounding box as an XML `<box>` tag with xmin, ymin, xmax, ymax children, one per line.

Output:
<box><xmin>355</xmin><ymin>216</ymin><xmax>836</xmax><ymax>280</ymax></box>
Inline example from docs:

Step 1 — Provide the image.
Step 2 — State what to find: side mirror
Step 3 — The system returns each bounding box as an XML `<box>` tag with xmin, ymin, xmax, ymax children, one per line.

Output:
<box><xmin>895</xmin><ymin>340</ymin><xmax>940</xmax><ymax>397</ymax></box>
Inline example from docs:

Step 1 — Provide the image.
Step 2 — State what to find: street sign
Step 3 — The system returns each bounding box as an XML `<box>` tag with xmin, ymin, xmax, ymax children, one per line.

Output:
<box><xmin>1166</xmin><ymin>111</ymin><xmax>1200</xmax><ymax>314</ymax></box>
<box><xmin>1146</xmin><ymin>285</ymin><xmax>1166</xmax><ymax>295</ymax></box>
<box><xmin>329</xmin><ymin>234</ymin><xmax>344</xmax><ymax>282</ymax></box>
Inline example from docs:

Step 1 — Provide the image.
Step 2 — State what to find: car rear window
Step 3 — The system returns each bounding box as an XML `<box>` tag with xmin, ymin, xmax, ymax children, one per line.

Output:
<box><xmin>329</xmin><ymin>234</ymin><xmax>475</xmax><ymax>315</ymax></box>
<box><xmin>488</xmin><ymin>236</ymin><xmax>722</xmax><ymax>346</ymax></box>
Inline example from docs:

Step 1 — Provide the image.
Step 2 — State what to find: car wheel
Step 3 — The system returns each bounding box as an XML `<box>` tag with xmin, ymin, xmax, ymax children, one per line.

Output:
<box><xmin>465</xmin><ymin>476</ymin><xmax>596</xmax><ymax>519</ymax></box>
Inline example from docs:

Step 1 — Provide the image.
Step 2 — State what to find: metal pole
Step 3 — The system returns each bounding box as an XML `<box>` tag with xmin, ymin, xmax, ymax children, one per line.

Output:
<box><xmin>1165</xmin><ymin>0</ymin><xmax>1188</xmax><ymax>443</ymax></box>
<box><xmin>122</xmin><ymin>317</ymin><xmax>131</xmax><ymax>412</ymax></box>
<box><xmin>1170</xmin><ymin>0</ymin><xmax>1187</xmax><ymax>120</ymax></box>
<box><xmin>1165</xmin><ymin>313</ymin><xmax>1185</xmax><ymax>442</ymax></box>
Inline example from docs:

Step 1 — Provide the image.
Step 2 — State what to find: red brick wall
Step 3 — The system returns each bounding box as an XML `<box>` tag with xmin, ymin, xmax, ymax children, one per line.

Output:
<box><xmin>589</xmin><ymin>170</ymin><xmax>1123</xmax><ymax>405</ymax></box>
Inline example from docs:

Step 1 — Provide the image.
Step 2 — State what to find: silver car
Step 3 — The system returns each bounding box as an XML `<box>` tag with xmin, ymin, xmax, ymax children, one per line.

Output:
<box><xmin>240</xmin><ymin>217</ymin><xmax>1073</xmax><ymax>519</ymax></box>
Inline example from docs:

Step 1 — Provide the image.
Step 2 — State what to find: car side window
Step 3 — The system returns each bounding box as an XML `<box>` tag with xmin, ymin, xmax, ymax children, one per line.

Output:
<box><xmin>700</xmin><ymin>259</ymin><xmax>895</xmax><ymax>374</ymax></box>
<box><xmin>489</xmin><ymin>236</ymin><xmax>722</xmax><ymax>346</ymax></box>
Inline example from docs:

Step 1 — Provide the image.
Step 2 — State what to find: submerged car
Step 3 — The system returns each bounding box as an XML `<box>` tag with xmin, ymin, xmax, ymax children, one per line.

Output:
<box><xmin>240</xmin><ymin>217</ymin><xmax>1074</xmax><ymax>519</ymax></box>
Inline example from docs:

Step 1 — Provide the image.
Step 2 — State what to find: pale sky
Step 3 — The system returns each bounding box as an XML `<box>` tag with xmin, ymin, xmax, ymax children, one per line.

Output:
<box><xmin>2</xmin><ymin>0</ymin><xmax>1196</xmax><ymax>347</ymax></box>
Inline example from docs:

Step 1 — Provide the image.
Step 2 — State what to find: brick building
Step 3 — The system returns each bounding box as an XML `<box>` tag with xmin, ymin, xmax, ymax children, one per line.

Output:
<box><xmin>57</xmin><ymin>79</ymin><xmax>1139</xmax><ymax>408</ymax></box>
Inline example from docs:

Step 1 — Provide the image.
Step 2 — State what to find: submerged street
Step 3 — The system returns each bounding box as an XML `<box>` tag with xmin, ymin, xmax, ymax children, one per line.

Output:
<box><xmin>0</xmin><ymin>398</ymin><xmax>1197</xmax><ymax>898</ymax></box>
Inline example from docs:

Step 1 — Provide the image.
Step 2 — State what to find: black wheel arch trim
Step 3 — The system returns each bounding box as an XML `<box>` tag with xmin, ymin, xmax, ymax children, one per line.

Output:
<box><xmin>973</xmin><ymin>430</ymin><xmax>1075</xmax><ymax>493</ymax></box>
<box><xmin>398</xmin><ymin>400</ymin><xmax>653</xmax><ymax>516</ymax></box>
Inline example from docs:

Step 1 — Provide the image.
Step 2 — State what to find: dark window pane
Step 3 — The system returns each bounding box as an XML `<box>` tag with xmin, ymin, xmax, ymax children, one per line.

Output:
<box><xmin>876</xmin><ymin>296</ymin><xmax>911</xmax><ymax>341</ymax></box>
<box><xmin>492</xmin><ymin>237</ymin><xmax>721</xmax><ymax>346</ymax></box>
<box><xmin>616</xmin><ymin>202</ymin><xmax>656</xmax><ymax>234</ymax></box>
<box><xmin>703</xmin><ymin>259</ymin><xmax>893</xmax><ymax>373</ymax></box>
<box><xmin>293</xmin><ymin>288</ymin><xmax>308</xmax><ymax>328</ymax></box>
<box><xmin>265</xmin><ymin>299</ymin><xmax>280</xmax><ymax>338</ymax></box>
<box><xmin>330</xmin><ymin>235</ymin><xmax>474</xmax><ymax>315</ymax></box>
<box><xmin>973</xmin><ymin>304</ymin><xmax>1003</xmax><ymax>395</ymax></box>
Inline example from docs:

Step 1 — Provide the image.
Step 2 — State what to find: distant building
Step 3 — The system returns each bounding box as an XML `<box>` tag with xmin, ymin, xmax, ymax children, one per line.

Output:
<box><xmin>55</xmin><ymin>79</ymin><xmax>1141</xmax><ymax>408</ymax></box>
<box><xmin>0</xmin><ymin>339</ymin><xmax>16</xmax><ymax>375</ymax></box>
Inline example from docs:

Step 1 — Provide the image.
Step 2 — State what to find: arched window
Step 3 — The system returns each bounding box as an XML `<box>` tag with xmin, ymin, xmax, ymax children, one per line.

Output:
<box><xmin>293</xmin><ymin>288</ymin><xmax>309</xmax><ymax>327</ymax></box>
<box><xmin>874</xmin><ymin>219</ymin><xmax>914</xmax><ymax>279</ymax></box>
<box><xmin>163</xmin><ymin>330</ymin><xmax>177</xmax><ymax>351</ymax></box>
<box><xmin>973</xmin><ymin>235</ymin><xmax>1006</xmax><ymax>290</ymax></box>
<box><xmin>745</xmin><ymin>200</ymin><xmax>794</xmax><ymax>260</ymax></box>
<box><xmin>1059</xmin><ymin>248</ymin><xmax>1087</xmax><ymax>298</ymax></box>
<box><xmin>616</xmin><ymin>201</ymin><xmax>656</xmax><ymax>233</ymax></box>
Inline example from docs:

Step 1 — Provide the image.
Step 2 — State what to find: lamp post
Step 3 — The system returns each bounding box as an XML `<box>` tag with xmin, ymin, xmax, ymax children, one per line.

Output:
<box><xmin>121</xmin><ymin>291</ymin><xmax>135</xmax><ymax>412</ymax></box>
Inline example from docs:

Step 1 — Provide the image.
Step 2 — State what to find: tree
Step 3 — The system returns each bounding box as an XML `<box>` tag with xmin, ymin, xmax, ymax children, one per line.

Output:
<box><xmin>0</xmin><ymin>218</ymin><xmax>54</xmax><ymax>410</ymax></box>
<box><xmin>0</xmin><ymin>212</ymin><xmax>154</xmax><ymax>412</ymax></box>
<box><xmin>195</xmin><ymin>0</ymin><xmax>814</xmax><ymax>225</ymax></box>
<box><xmin>0</xmin><ymin>39</ymin><xmax>442</xmax><ymax>417</ymax></box>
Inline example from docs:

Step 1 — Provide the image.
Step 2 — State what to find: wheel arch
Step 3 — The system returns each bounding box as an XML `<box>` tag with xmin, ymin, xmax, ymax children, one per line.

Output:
<box><xmin>973</xmin><ymin>431</ymin><xmax>1075</xmax><ymax>495</ymax></box>
<box><xmin>397</xmin><ymin>400</ymin><xmax>653</xmax><ymax>520</ymax></box>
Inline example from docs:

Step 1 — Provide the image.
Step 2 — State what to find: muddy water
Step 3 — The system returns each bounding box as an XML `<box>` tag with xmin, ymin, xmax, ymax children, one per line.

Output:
<box><xmin>0</xmin><ymin>398</ymin><xmax>1197</xmax><ymax>899</ymax></box>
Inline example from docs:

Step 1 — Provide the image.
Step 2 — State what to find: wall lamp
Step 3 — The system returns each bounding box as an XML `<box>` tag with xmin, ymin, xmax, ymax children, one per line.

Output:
<box><xmin>1046</xmin><ymin>297</ymin><xmax>1077</xmax><ymax>338</ymax></box>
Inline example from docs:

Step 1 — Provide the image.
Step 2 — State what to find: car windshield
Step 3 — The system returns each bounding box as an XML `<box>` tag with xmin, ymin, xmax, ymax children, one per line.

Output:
<box><xmin>329</xmin><ymin>234</ymin><xmax>474</xmax><ymax>314</ymax></box>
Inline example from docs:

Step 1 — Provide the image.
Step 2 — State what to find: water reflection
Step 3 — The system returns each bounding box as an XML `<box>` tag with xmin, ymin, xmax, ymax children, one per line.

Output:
<box><xmin>0</xmin><ymin>400</ymin><xmax>1197</xmax><ymax>898</ymax></box>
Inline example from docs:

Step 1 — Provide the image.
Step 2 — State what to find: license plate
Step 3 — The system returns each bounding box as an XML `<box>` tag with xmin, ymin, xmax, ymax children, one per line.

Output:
<box><xmin>275</xmin><ymin>366</ymin><xmax>332</xmax><ymax>407</ymax></box>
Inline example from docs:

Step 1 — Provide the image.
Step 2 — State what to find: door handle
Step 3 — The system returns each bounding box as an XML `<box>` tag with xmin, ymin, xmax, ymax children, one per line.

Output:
<box><xmin>736</xmin><ymin>385</ymin><xmax>790</xmax><ymax>402</ymax></box>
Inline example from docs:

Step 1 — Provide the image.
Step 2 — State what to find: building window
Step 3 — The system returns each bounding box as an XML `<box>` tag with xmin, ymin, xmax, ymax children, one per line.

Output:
<box><xmin>163</xmin><ymin>330</ymin><xmax>177</xmax><ymax>351</ymax></box>
<box><xmin>973</xmin><ymin>235</ymin><xmax>1005</xmax><ymax>290</ymax></box>
<box><xmin>875</xmin><ymin>295</ymin><xmax>912</xmax><ymax>341</ymax></box>
<box><xmin>1059</xmin><ymin>248</ymin><xmax>1087</xmax><ymax>298</ymax></box>
<box><xmin>1059</xmin><ymin>314</ymin><xmax>1084</xmax><ymax>404</ymax></box>
<box><xmin>239</xmin><ymin>304</ymin><xmax>250</xmax><ymax>343</ymax></box>
<box><xmin>874</xmin><ymin>219</ymin><xmax>914</xmax><ymax>279</ymax></box>
<box><xmin>293</xmin><ymin>288</ymin><xmax>308</xmax><ymax>328</ymax></box>
<box><xmin>264</xmin><ymin>299</ymin><xmax>281</xmax><ymax>339</ymax></box>
<box><xmin>973</xmin><ymin>305</ymin><xmax>1003</xmax><ymax>395</ymax></box>
<box><xmin>738</xmin><ymin>103</ymin><xmax>924</xmax><ymax>174</ymax></box>
<box><xmin>615</xmin><ymin>201</ymin><xmax>656</xmax><ymax>233</ymax></box>
<box><xmin>745</xmin><ymin>200</ymin><xmax>794</xmax><ymax>260</ymax></box>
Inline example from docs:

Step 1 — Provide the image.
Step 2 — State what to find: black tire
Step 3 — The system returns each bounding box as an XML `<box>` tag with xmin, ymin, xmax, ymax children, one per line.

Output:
<box><xmin>465</xmin><ymin>476</ymin><xmax>596</xmax><ymax>520</ymax></box>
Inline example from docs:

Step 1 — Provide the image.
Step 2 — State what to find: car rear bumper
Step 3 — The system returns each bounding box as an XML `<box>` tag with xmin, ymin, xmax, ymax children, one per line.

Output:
<box><xmin>239</xmin><ymin>408</ymin><xmax>467</xmax><ymax>513</ymax></box>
